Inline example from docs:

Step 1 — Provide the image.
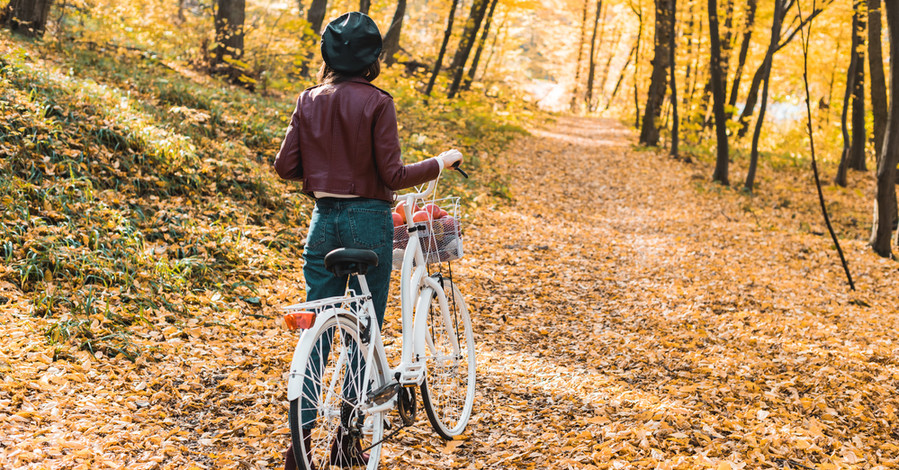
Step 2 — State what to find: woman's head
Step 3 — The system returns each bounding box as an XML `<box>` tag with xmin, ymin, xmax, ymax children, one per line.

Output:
<box><xmin>319</xmin><ymin>12</ymin><xmax>382</xmax><ymax>83</ymax></box>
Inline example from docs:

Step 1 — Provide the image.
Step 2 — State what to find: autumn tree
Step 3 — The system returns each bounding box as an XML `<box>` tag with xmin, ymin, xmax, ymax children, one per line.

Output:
<box><xmin>744</xmin><ymin>0</ymin><xmax>787</xmax><ymax>192</ymax></box>
<box><xmin>668</xmin><ymin>0</ymin><xmax>678</xmax><ymax>158</ymax></box>
<box><xmin>869</xmin><ymin>0</ymin><xmax>888</xmax><ymax>167</ymax></box>
<box><xmin>708</xmin><ymin>0</ymin><xmax>728</xmax><ymax>184</ymax></box>
<box><xmin>638</xmin><ymin>0</ymin><xmax>674</xmax><ymax>146</ymax></box>
<box><xmin>835</xmin><ymin>0</ymin><xmax>867</xmax><ymax>186</ymax></box>
<box><xmin>728</xmin><ymin>0</ymin><xmax>757</xmax><ymax>112</ymax></box>
<box><xmin>424</xmin><ymin>0</ymin><xmax>460</xmax><ymax>96</ymax></box>
<box><xmin>447</xmin><ymin>0</ymin><xmax>491</xmax><ymax>98</ymax></box>
<box><xmin>737</xmin><ymin>1</ymin><xmax>832</xmax><ymax>138</ymax></box>
<box><xmin>586</xmin><ymin>1</ymin><xmax>604</xmax><ymax>110</ymax></box>
<box><xmin>213</xmin><ymin>0</ymin><xmax>247</xmax><ymax>85</ymax></box>
<box><xmin>307</xmin><ymin>0</ymin><xmax>327</xmax><ymax>34</ymax></box>
<box><xmin>1</xmin><ymin>0</ymin><xmax>53</xmax><ymax>37</ymax></box>
<box><xmin>871</xmin><ymin>0</ymin><xmax>899</xmax><ymax>256</ymax></box>
<box><xmin>571</xmin><ymin>0</ymin><xmax>590</xmax><ymax>111</ymax></box>
<box><xmin>381</xmin><ymin>0</ymin><xmax>407</xmax><ymax>66</ymax></box>
<box><xmin>462</xmin><ymin>0</ymin><xmax>500</xmax><ymax>91</ymax></box>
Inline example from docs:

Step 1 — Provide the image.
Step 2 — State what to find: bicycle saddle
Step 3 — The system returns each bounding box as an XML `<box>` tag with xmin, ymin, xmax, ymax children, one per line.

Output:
<box><xmin>324</xmin><ymin>248</ymin><xmax>379</xmax><ymax>276</ymax></box>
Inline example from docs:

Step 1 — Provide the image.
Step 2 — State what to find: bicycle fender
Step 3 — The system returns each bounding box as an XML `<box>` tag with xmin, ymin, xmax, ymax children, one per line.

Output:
<box><xmin>286</xmin><ymin>308</ymin><xmax>348</xmax><ymax>402</ymax></box>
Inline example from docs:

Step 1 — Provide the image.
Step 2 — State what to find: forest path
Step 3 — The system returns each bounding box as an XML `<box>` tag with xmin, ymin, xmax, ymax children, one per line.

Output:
<box><xmin>389</xmin><ymin>116</ymin><xmax>899</xmax><ymax>469</ymax></box>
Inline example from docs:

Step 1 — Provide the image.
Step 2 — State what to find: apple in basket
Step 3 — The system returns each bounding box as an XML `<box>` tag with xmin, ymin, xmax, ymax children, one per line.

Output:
<box><xmin>392</xmin><ymin>212</ymin><xmax>404</xmax><ymax>227</ymax></box>
<box><xmin>411</xmin><ymin>210</ymin><xmax>432</xmax><ymax>223</ymax></box>
<box><xmin>422</xmin><ymin>203</ymin><xmax>448</xmax><ymax>219</ymax></box>
<box><xmin>394</xmin><ymin>201</ymin><xmax>420</xmax><ymax>223</ymax></box>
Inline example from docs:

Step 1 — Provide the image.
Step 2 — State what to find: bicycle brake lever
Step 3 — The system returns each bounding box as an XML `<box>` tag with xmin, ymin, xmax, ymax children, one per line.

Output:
<box><xmin>451</xmin><ymin>161</ymin><xmax>469</xmax><ymax>179</ymax></box>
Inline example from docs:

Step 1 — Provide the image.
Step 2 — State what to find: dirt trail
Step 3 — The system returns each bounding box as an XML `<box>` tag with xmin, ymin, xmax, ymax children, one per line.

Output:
<box><xmin>395</xmin><ymin>116</ymin><xmax>899</xmax><ymax>469</ymax></box>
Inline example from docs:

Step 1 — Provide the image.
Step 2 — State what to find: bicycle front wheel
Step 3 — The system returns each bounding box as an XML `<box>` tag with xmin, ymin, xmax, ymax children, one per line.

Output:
<box><xmin>288</xmin><ymin>314</ymin><xmax>386</xmax><ymax>470</ymax></box>
<box><xmin>420</xmin><ymin>278</ymin><xmax>476</xmax><ymax>439</ymax></box>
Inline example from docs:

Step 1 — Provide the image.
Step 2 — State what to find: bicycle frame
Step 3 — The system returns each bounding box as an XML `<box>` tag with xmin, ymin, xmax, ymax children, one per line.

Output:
<box><xmin>285</xmin><ymin>176</ymin><xmax>461</xmax><ymax>413</ymax></box>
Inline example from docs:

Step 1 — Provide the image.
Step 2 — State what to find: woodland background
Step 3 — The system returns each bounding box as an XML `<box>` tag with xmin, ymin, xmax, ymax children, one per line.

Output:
<box><xmin>2</xmin><ymin>0</ymin><xmax>899</xmax><ymax>468</ymax></box>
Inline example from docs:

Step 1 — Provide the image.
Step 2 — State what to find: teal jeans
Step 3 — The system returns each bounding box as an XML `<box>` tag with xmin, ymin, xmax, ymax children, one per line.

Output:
<box><xmin>300</xmin><ymin>197</ymin><xmax>393</xmax><ymax>428</ymax></box>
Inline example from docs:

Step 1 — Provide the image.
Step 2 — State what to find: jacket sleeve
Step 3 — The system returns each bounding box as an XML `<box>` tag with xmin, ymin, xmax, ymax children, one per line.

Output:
<box><xmin>372</xmin><ymin>98</ymin><xmax>440</xmax><ymax>190</ymax></box>
<box><xmin>273</xmin><ymin>96</ymin><xmax>303</xmax><ymax>181</ymax></box>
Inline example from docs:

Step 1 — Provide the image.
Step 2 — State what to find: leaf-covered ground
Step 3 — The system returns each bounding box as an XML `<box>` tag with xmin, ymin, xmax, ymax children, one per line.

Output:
<box><xmin>3</xmin><ymin>114</ymin><xmax>899</xmax><ymax>470</ymax></box>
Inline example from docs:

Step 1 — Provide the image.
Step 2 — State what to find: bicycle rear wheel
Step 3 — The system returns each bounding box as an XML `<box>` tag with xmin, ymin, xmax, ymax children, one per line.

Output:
<box><xmin>420</xmin><ymin>278</ymin><xmax>476</xmax><ymax>439</ymax></box>
<box><xmin>289</xmin><ymin>315</ymin><xmax>386</xmax><ymax>470</ymax></box>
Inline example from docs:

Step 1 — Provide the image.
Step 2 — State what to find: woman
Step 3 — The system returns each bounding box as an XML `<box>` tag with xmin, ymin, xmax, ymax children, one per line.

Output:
<box><xmin>273</xmin><ymin>11</ymin><xmax>463</xmax><ymax>470</ymax></box>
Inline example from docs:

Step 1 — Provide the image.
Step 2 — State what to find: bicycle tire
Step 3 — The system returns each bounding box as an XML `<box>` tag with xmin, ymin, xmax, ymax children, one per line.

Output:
<box><xmin>420</xmin><ymin>278</ymin><xmax>476</xmax><ymax>439</ymax></box>
<box><xmin>289</xmin><ymin>314</ymin><xmax>386</xmax><ymax>470</ymax></box>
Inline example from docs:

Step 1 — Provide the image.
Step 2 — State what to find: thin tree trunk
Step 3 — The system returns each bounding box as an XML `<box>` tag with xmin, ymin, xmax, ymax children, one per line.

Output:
<box><xmin>382</xmin><ymin>0</ymin><xmax>407</xmax><ymax>66</ymax></box>
<box><xmin>571</xmin><ymin>0</ymin><xmax>591</xmax><ymax>111</ymax></box>
<box><xmin>709</xmin><ymin>0</ymin><xmax>729</xmax><ymax>184</ymax></box>
<box><xmin>835</xmin><ymin>5</ymin><xmax>862</xmax><ymax>187</ymax></box>
<box><xmin>1</xmin><ymin>0</ymin><xmax>53</xmax><ymax>37</ymax></box>
<box><xmin>447</xmin><ymin>0</ymin><xmax>491</xmax><ymax>98</ymax></box>
<box><xmin>728</xmin><ymin>0</ymin><xmax>757</xmax><ymax>111</ymax></box>
<box><xmin>798</xmin><ymin>1</ymin><xmax>855</xmax><ymax>289</ymax></box>
<box><xmin>849</xmin><ymin>0</ymin><xmax>867</xmax><ymax>172</ymax></box>
<box><xmin>631</xmin><ymin>0</ymin><xmax>644</xmax><ymax>128</ymax></box>
<box><xmin>869</xmin><ymin>0</ymin><xmax>888</xmax><ymax>168</ymax></box>
<box><xmin>462</xmin><ymin>0</ymin><xmax>500</xmax><ymax>91</ymax></box>
<box><xmin>682</xmin><ymin>0</ymin><xmax>695</xmax><ymax>108</ymax></box>
<box><xmin>596</xmin><ymin>22</ymin><xmax>622</xmax><ymax>110</ymax></box>
<box><xmin>424</xmin><ymin>0</ymin><xmax>460</xmax><ymax>97</ymax></box>
<box><xmin>669</xmin><ymin>0</ymin><xmax>679</xmax><ymax>158</ymax></box>
<box><xmin>745</xmin><ymin>0</ymin><xmax>786</xmax><ymax>192</ymax></box>
<box><xmin>606</xmin><ymin>42</ymin><xmax>637</xmax><ymax>110</ymax></box>
<box><xmin>359</xmin><ymin>0</ymin><xmax>371</xmax><ymax>14</ymax></box>
<box><xmin>871</xmin><ymin>0</ymin><xmax>899</xmax><ymax>256</ymax></box>
<box><xmin>639</xmin><ymin>0</ymin><xmax>673</xmax><ymax>146</ymax></box>
<box><xmin>586</xmin><ymin>1</ymin><xmax>604</xmax><ymax>109</ymax></box>
<box><xmin>480</xmin><ymin>12</ymin><xmax>506</xmax><ymax>82</ymax></box>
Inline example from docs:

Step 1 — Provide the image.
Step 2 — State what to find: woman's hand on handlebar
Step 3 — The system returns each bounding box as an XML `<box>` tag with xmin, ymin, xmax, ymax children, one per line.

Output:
<box><xmin>437</xmin><ymin>149</ymin><xmax>463</xmax><ymax>170</ymax></box>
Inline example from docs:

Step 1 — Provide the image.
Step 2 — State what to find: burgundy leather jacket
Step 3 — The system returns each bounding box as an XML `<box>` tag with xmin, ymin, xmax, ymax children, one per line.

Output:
<box><xmin>274</xmin><ymin>77</ymin><xmax>440</xmax><ymax>201</ymax></box>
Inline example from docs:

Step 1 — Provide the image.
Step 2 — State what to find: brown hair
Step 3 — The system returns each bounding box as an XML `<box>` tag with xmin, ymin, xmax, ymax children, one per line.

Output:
<box><xmin>317</xmin><ymin>60</ymin><xmax>381</xmax><ymax>85</ymax></box>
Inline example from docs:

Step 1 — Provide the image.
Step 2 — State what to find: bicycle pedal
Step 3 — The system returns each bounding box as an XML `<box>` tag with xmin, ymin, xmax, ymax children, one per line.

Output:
<box><xmin>368</xmin><ymin>381</ymin><xmax>399</xmax><ymax>405</ymax></box>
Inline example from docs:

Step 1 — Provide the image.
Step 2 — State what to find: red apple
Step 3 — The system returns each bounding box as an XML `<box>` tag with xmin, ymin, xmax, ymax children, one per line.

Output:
<box><xmin>411</xmin><ymin>210</ymin><xmax>432</xmax><ymax>223</ymax></box>
<box><xmin>392</xmin><ymin>212</ymin><xmax>404</xmax><ymax>227</ymax></box>
<box><xmin>395</xmin><ymin>200</ymin><xmax>419</xmax><ymax>223</ymax></box>
<box><xmin>422</xmin><ymin>203</ymin><xmax>442</xmax><ymax>219</ymax></box>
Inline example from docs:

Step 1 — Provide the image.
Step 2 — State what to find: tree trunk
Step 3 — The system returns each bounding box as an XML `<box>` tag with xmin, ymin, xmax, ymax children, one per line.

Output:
<box><xmin>869</xmin><ymin>0</ymin><xmax>888</xmax><ymax>168</ymax></box>
<box><xmin>596</xmin><ymin>23</ymin><xmax>622</xmax><ymax>110</ymax></box>
<box><xmin>849</xmin><ymin>0</ymin><xmax>867</xmax><ymax>171</ymax></box>
<box><xmin>836</xmin><ymin>5</ymin><xmax>862</xmax><ymax>187</ymax></box>
<box><xmin>585</xmin><ymin>1</ymin><xmax>604</xmax><ymax>109</ymax></box>
<box><xmin>2</xmin><ymin>0</ymin><xmax>54</xmax><ymax>37</ymax></box>
<box><xmin>447</xmin><ymin>0</ymin><xmax>491</xmax><ymax>98</ymax></box>
<box><xmin>871</xmin><ymin>0</ymin><xmax>899</xmax><ymax>256</ymax></box>
<box><xmin>668</xmin><ymin>0</ymin><xmax>679</xmax><ymax>158</ymax></box>
<box><xmin>728</xmin><ymin>0</ymin><xmax>757</xmax><ymax>111</ymax></box>
<box><xmin>639</xmin><ymin>0</ymin><xmax>673</xmax><ymax>146</ymax></box>
<box><xmin>462</xmin><ymin>0</ymin><xmax>499</xmax><ymax>91</ymax></box>
<box><xmin>571</xmin><ymin>0</ymin><xmax>590</xmax><ymax>111</ymax></box>
<box><xmin>631</xmin><ymin>0</ymin><xmax>644</xmax><ymax>128</ymax></box>
<box><xmin>745</xmin><ymin>0</ymin><xmax>786</xmax><ymax>192</ymax></box>
<box><xmin>306</xmin><ymin>0</ymin><xmax>328</xmax><ymax>34</ymax></box>
<box><xmin>709</xmin><ymin>0</ymin><xmax>729</xmax><ymax>184</ymax></box>
<box><xmin>214</xmin><ymin>0</ymin><xmax>247</xmax><ymax>85</ymax></box>
<box><xmin>381</xmin><ymin>0</ymin><xmax>407</xmax><ymax>66</ymax></box>
<box><xmin>606</xmin><ymin>41</ymin><xmax>636</xmax><ymax>110</ymax></box>
<box><xmin>359</xmin><ymin>0</ymin><xmax>371</xmax><ymax>14</ymax></box>
<box><xmin>424</xmin><ymin>0</ymin><xmax>460</xmax><ymax>96</ymax></box>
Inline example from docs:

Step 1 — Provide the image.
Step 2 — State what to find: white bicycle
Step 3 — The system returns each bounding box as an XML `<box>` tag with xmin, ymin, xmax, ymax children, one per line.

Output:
<box><xmin>282</xmin><ymin>171</ymin><xmax>476</xmax><ymax>470</ymax></box>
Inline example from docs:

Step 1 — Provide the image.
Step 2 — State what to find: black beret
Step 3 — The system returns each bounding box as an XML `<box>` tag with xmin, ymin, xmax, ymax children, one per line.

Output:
<box><xmin>321</xmin><ymin>12</ymin><xmax>383</xmax><ymax>75</ymax></box>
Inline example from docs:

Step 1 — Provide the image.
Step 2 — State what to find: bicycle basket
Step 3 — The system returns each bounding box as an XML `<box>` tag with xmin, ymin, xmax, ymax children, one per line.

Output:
<box><xmin>392</xmin><ymin>196</ymin><xmax>463</xmax><ymax>270</ymax></box>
